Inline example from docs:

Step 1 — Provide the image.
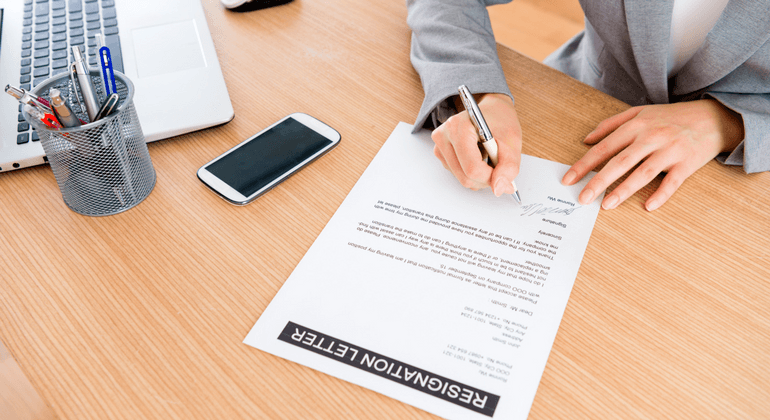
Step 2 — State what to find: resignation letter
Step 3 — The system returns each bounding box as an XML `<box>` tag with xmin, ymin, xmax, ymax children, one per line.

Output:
<box><xmin>244</xmin><ymin>123</ymin><xmax>603</xmax><ymax>420</ymax></box>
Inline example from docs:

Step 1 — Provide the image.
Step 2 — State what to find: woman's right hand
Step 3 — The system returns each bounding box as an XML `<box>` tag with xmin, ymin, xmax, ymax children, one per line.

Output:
<box><xmin>431</xmin><ymin>93</ymin><xmax>523</xmax><ymax>197</ymax></box>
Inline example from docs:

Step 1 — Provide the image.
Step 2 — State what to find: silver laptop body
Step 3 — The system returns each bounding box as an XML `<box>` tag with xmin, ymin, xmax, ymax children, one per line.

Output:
<box><xmin>0</xmin><ymin>0</ymin><xmax>233</xmax><ymax>172</ymax></box>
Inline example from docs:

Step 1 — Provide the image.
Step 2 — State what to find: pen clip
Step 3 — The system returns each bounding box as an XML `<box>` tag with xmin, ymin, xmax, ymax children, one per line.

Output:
<box><xmin>69</xmin><ymin>62</ymin><xmax>89</xmax><ymax>117</ymax></box>
<box><xmin>95</xmin><ymin>93</ymin><xmax>120</xmax><ymax>121</ymax></box>
<box><xmin>99</xmin><ymin>46</ymin><xmax>117</xmax><ymax>96</ymax></box>
<box><xmin>457</xmin><ymin>85</ymin><xmax>494</xmax><ymax>143</ymax></box>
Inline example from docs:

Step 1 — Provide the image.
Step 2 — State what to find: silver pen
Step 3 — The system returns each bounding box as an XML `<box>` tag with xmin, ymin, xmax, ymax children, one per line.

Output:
<box><xmin>71</xmin><ymin>46</ymin><xmax>100</xmax><ymax>122</ymax></box>
<box><xmin>457</xmin><ymin>85</ymin><xmax>522</xmax><ymax>204</ymax></box>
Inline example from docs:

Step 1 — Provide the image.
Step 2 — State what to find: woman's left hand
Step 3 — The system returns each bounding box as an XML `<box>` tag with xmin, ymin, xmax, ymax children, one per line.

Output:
<box><xmin>561</xmin><ymin>99</ymin><xmax>744</xmax><ymax>211</ymax></box>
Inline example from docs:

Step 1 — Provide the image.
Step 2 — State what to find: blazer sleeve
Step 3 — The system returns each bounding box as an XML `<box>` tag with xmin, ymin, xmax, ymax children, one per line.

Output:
<box><xmin>406</xmin><ymin>0</ymin><xmax>514</xmax><ymax>131</ymax></box>
<box><xmin>706</xmin><ymin>92</ymin><xmax>770</xmax><ymax>173</ymax></box>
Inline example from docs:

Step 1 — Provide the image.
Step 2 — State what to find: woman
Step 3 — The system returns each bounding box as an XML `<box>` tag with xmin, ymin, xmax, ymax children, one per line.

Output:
<box><xmin>407</xmin><ymin>0</ymin><xmax>769</xmax><ymax>210</ymax></box>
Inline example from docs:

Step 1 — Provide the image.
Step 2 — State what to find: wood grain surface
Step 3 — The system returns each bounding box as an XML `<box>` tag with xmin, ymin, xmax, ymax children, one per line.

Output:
<box><xmin>488</xmin><ymin>0</ymin><xmax>585</xmax><ymax>61</ymax></box>
<box><xmin>1</xmin><ymin>0</ymin><xmax>768</xmax><ymax>419</ymax></box>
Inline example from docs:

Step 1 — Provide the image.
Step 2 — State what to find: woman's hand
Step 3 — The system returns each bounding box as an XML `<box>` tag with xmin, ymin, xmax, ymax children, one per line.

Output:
<box><xmin>562</xmin><ymin>99</ymin><xmax>744</xmax><ymax>211</ymax></box>
<box><xmin>431</xmin><ymin>93</ymin><xmax>522</xmax><ymax>197</ymax></box>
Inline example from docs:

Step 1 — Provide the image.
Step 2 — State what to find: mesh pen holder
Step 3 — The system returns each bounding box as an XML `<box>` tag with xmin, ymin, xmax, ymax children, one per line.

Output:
<box><xmin>25</xmin><ymin>70</ymin><xmax>156</xmax><ymax>216</ymax></box>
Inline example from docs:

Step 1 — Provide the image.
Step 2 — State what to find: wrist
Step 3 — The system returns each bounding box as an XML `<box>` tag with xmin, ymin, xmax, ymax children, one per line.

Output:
<box><xmin>705</xmin><ymin>99</ymin><xmax>744</xmax><ymax>153</ymax></box>
<box><xmin>453</xmin><ymin>92</ymin><xmax>513</xmax><ymax>111</ymax></box>
<box><xmin>478</xmin><ymin>92</ymin><xmax>514</xmax><ymax>107</ymax></box>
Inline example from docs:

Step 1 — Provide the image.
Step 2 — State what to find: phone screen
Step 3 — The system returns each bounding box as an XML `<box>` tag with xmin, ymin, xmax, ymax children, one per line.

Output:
<box><xmin>206</xmin><ymin>117</ymin><xmax>334</xmax><ymax>197</ymax></box>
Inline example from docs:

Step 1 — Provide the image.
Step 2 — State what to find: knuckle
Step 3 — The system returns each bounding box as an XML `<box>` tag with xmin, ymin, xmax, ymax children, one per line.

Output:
<box><xmin>431</xmin><ymin>129</ymin><xmax>446</xmax><ymax>146</ymax></box>
<box><xmin>657</xmin><ymin>175</ymin><xmax>684</xmax><ymax>199</ymax></box>
<box><xmin>622</xmin><ymin>118</ymin><xmax>644</xmax><ymax>132</ymax></box>
<box><xmin>591</xmin><ymin>141</ymin><xmax>611</xmax><ymax>157</ymax></box>
<box><xmin>444</xmin><ymin>113</ymin><xmax>460</xmax><ymax>128</ymax></box>
<box><xmin>664</xmin><ymin>174</ymin><xmax>684</xmax><ymax>190</ymax></box>
<box><xmin>465</xmin><ymin>165</ymin><xmax>487</xmax><ymax>182</ymax></box>
<box><xmin>432</xmin><ymin>145</ymin><xmax>443</xmax><ymax>160</ymax></box>
<box><xmin>671</xmin><ymin>136</ymin><xmax>696</xmax><ymax>153</ymax></box>
<box><xmin>638</xmin><ymin>164</ymin><xmax>660</xmax><ymax>181</ymax></box>
<box><xmin>589</xmin><ymin>174</ymin><xmax>609</xmax><ymax>189</ymax></box>
<box><xmin>459</xmin><ymin>177</ymin><xmax>477</xmax><ymax>189</ymax></box>
<box><xmin>616</xmin><ymin>152</ymin><xmax>633</xmax><ymax>167</ymax></box>
<box><xmin>647</xmin><ymin>126</ymin><xmax>677</xmax><ymax>142</ymax></box>
<box><xmin>446</xmin><ymin>113</ymin><xmax>469</xmax><ymax>132</ymax></box>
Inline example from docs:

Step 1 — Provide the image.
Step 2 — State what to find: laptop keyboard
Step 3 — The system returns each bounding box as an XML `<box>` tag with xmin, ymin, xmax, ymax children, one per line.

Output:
<box><xmin>16</xmin><ymin>0</ymin><xmax>123</xmax><ymax>145</ymax></box>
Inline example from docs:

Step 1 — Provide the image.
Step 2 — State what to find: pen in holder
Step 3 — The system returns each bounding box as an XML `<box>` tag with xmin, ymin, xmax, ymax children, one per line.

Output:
<box><xmin>24</xmin><ymin>70</ymin><xmax>156</xmax><ymax>216</ymax></box>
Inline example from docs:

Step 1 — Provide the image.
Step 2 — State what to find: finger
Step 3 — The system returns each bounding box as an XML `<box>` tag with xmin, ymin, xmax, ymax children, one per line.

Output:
<box><xmin>599</xmin><ymin>148</ymin><xmax>676</xmax><ymax>210</ymax></box>
<box><xmin>453</xmin><ymin>129</ymin><xmax>494</xmax><ymax>188</ymax></box>
<box><xmin>438</xmin><ymin>142</ymin><xmax>486</xmax><ymax>190</ymax></box>
<box><xmin>563</xmin><ymin>126</ymin><xmax>637</xmax><ymax>186</ymax></box>
<box><xmin>578</xmin><ymin>138</ymin><xmax>659</xmax><ymax>205</ymax></box>
<box><xmin>491</xmin><ymin>144</ymin><xmax>521</xmax><ymax>197</ymax></box>
<box><xmin>490</xmin><ymin>129</ymin><xmax>522</xmax><ymax>197</ymax></box>
<box><xmin>432</xmin><ymin>144</ymin><xmax>449</xmax><ymax>170</ymax></box>
<box><xmin>436</xmin><ymin>113</ymin><xmax>491</xmax><ymax>188</ymax></box>
<box><xmin>431</xmin><ymin>126</ymin><xmax>466</xmax><ymax>182</ymax></box>
<box><xmin>431</xmin><ymin>121</ymin><xmax>488</xmax><ymax>190</ymax></box>
<box><xmin>475</xmin><ymin>94</ymin><xmax>522</xmax><ymax>196</ymax></box>
<box><xmin>585</xmin><ymin>106</ymin><xmax>644</xmax><ymax>145</ymax></box>
<box><xmin>645</xmin><ymin>164</ymin><xmax>694</xmax><ymax>211</ymax></box>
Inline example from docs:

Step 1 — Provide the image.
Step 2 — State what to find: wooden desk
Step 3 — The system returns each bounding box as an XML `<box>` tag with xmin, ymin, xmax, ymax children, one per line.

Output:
<box><xmin>1</xmin><ymin>0</ymin><xmax>768</xmax><ymax>418</ymax></box>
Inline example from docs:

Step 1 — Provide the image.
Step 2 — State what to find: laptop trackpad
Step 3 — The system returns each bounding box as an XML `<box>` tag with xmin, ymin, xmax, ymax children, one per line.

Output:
<box><xmin>131</xmin><ymin>20</ymin><xmax>206</xmax><ymax>78</ymax></box>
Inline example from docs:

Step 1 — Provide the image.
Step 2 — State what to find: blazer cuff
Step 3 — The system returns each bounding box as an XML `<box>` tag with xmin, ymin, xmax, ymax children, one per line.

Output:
<box><xmin>707</xmin><ymin>92</ymin><xmax>770</xmax><ymax>173</ymax></box>
<box><xmin>411</xmin><ymin>65</ymin><xmax>513</xmax><ymax>133</ymax></box>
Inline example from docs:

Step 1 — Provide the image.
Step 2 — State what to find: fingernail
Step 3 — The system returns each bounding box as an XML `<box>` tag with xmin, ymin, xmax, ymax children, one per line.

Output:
<box><xmin>646</xmin><ymin>199</ymin><xmax>661</xmax><ymax>211</ymax></box>
<box><xmin>578</xmin><ymin>188</ymin><xmax>594</xmax><ymax>204</ymax></box>
<box><xmin>562</xmin><ymin>170</ymin><xmax>576</xmax><ymax>185</ymax></box>
<box><xmin>493</xmin><ymin>178</ymin><xmax>507</xmax><ymax>197</ymax></box>
<box><xmin>602</xmin><ymin>195</ymin><xmax>618</xmax><ymax>210</ymax></box>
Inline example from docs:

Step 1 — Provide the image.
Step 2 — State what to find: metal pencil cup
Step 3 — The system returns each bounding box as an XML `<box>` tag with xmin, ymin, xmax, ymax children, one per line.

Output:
<box><xmin>25</xmin><ymin>70</ymin><xmax>156</xmax><ymax>216</ymax></box>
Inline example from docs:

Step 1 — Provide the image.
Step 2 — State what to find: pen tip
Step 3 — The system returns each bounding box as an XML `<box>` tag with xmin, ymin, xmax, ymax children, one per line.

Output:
<box><xmin>513</xmin><ymin>191</ymin><xmax>522</xmax><ymax>205</ymax></box>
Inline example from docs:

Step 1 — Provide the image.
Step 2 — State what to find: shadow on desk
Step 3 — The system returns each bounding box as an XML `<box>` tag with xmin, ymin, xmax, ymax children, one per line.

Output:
<box><xmin>1</xmin><ymin>339</ymin><xmax>57</xmax><ymax>420</ymax></box>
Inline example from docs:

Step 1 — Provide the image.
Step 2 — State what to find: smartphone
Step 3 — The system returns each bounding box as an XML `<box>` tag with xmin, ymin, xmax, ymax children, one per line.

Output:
<box><xmin>197</xmin><ymin>113</ymin><xmax>341</xmax><ymax>205</ymax></box>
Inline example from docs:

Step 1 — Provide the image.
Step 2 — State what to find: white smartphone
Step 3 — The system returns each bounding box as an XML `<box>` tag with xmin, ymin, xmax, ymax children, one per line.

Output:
<box><xmin>197</xmin><ymin>113</ymin><xmax>341</xmax><ymax>205</ymax></box>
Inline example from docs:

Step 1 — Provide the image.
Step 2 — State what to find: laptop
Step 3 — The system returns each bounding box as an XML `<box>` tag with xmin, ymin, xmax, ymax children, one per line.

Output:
<box><xmin>0</xmin><ymin>0</ymin><xmax>234</xmax><ymax>172</ymax></box>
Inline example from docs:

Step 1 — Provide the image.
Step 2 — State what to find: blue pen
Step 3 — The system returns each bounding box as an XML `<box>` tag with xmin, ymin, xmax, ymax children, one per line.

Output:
<box><xmin>99</xmin><ymin>45</ymin><xmax>118</xmax><ymax>96</ymax></box>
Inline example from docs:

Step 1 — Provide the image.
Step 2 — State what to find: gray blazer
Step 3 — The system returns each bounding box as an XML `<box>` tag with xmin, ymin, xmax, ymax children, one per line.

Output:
<box><xmin>407</xmin><ymin>0</ymin><xmax>770</xmax><ymax>173</ymax></box>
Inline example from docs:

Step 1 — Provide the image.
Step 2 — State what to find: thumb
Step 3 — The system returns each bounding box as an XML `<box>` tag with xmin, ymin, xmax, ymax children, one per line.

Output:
<box><xmin>491</xmin><ymin>138</ymin><xmax>521</xmax><ymax>197</ymax></box>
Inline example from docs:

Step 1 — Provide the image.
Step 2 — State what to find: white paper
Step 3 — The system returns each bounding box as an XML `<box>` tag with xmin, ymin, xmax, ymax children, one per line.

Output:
<box><xmin>244</xmin><ymin>123</ymin><xmax>603</xmax><ymax>419</ymax></box>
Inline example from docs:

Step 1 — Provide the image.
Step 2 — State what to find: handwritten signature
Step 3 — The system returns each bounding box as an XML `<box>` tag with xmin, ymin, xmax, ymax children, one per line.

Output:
<box><xmin>520</xmin><ymin>203</ymin><xmax>579</xmax><ymax>217</ymax></box>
